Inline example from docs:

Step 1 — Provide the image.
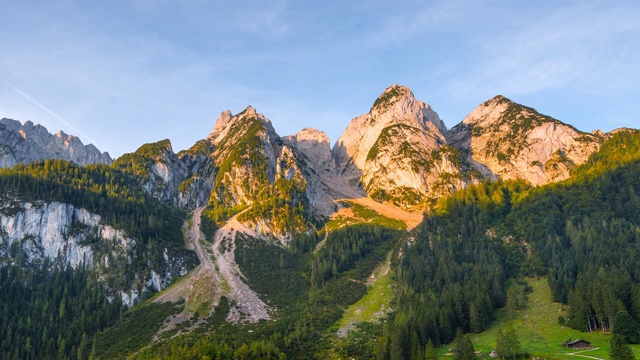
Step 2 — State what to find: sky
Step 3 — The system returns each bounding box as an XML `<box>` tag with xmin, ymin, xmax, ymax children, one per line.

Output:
<box><xmin>0</xmin><ymin>1</ymin><xmax>639</xmax><ymax>158</ymax></box>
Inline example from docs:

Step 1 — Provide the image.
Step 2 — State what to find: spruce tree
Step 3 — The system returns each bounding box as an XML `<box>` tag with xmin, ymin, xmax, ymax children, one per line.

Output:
<box><xmin>610</xmin><ymin>334</ymin><xmax>635</xmax><ymax>360</ymax></box>
<box><xmin>424</xmin><ymin>338</ymin><xmax>438</xmax><ymax>360</ymax></box>
<box><xmin>495</xmin><ymin>329</ymin><xmax>506</xmax><ymax>359</ymax></box>
<box><xmin>503</xmin><ymin>323</ymin><xmax>520</xmax><ymax>359</ymax></box>
<box><xmin>613</xmin><ymin>311</ymin><xmax>640</xmax><ymax>344</ymax></box>
<box><xmin>453</xmin><ymin>329</ymin><xmax>476</xmax><ymax>360</ymax></box>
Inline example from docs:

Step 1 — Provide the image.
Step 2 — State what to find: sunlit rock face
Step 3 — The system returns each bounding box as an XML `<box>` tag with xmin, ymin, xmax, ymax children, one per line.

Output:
<box><xmin>333</xmin><ymin>85</ymin><xmax>470</xmax><ymax>208</ymax></box>
<box><xmin>448</xmin><ymin>95</ymin><xmax>602</xmax><ymax>185</ymax></box>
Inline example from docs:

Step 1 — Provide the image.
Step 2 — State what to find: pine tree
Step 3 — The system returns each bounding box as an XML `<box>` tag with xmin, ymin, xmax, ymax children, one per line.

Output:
<box><xmin>424</xmin><ymin>338</ymin><xmax>438</xmax><ymax>360</ymax></box>
<box><xmin>613</xmin><ymin>311</ymin><xmax>640</xmax><ymax>344</ymax></box>
<box><xmin>495</xmin><ymin>329</ymin><xmax>507</xmax><ymax>359</ymax></box>
<box><xmin>503</xmin><ymin>324</ymin><xmax>520</xmax><ymax>359</ymax></box>
<box><xmin>610</xmin><ymin>334</ymin><xmax>635</xmax><ymax>360</ymax></box>
<box><xmin>453</xmin><ymin>329</ymin><xmax>476</xmax><ymax>360</ymax></box>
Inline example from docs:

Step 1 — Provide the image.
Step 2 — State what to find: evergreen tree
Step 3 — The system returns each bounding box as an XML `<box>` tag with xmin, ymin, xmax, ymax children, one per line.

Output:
<box><xmin>503</xmin><ymin>324</ymin><xmax>520</xmax><ymax>359</ymax></box>
<box><xmin>614</xmin><ymin>311</ymin><xmax>640</xmax><ymax>344</ymax></box>
<box><xmin>610</xmin><ymin>334</ymin><xmax>635</xmax><ymax>360</ymax></box>
<box><xmin>453</xmin><ymin>329</ymin><xmax>476</xmax><ymax>360</ymax></box>
<box><xmin>495</xmin><ymin>329</ymin><xmax>507</xmax><ymax>359</ymax></box>
<box><xmin>424</xmin><ymin>338</ymin><xmax>438</xmax><ymax>360</ymax></box>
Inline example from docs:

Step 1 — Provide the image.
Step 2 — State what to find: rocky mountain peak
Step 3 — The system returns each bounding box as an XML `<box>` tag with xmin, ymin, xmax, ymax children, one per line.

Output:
<box><xmin>368</xmin><ymin>85</ymin><xmax>446</xmax><ymax>134</ymax></box>
<box><xmin>208</xmin><ymin>106</ymin><xmax>276</xmax><ymax>147</ymax></box>
<box><xmin>449</xmin><ymin>96</ymin><xmax>602</xmax><ymax>185</ymax></box>
<box><xmin>0</xmin><ymin>118</ymin><xmax>112</xmax><ymax>168</ymax></box>
<box><xmin>283</xmin><ymin>128</ymin><xmax>334</xmax><ymax>177</ymax></box>
<box><xmin>332</xmin><ymin>85</ymin><xmax>469</xmax><ymax>208</ymax></box>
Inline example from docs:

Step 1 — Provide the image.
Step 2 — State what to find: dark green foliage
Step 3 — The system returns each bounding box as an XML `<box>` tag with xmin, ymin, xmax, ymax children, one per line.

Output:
<box><xmin>200</xmin><ymin>207</ymin><xmax>219</xmax><ymax>241</ymax></box>
<box><xmin>380</xmin><ymin>181</ymin><xmax>523</xmax><ymax>353</ymax></box>
<box><xmin>610</xmin><ymin>334</ymin><xmax>636</xmax><ymax>360</ymax></box>
<box><xmin>111</xmin><ymin>139</ymin><xmax>173</xmax><ymax>181</ymax></box>
<box><xmin>0</xmin><ymin>259</ymin><xmax>122</xmax><ymax>359</ymax></box>
<box><xmin>289</xmin><ymin>229</ymin><xmax>322</xmax><ymax>253</ymax></box>
<box><xmin>614</xmin><ymin>311</ymin><xmax>640</xmax><ymax>344</ymax></box>
<box><xmin>310</xmin><ymin>225</ymin><xmax>401</xmax><ymax>287</ymax></box>
<box><xmin>235</xmin><ymin>235</ymin><xmax>309</xmax><ymax>310</ymax></box>
<box><xmin>453</xmin><ymin>329</ymin><xmax>476</xmax><ymax>360</ymax></box>
<box><xmin>94</xmin><ymin>302</ymin><xmax>180</xmax><ymax>359</ymax></box>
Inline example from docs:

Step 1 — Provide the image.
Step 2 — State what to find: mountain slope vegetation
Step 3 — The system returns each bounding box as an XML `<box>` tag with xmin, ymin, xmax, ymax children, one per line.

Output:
<box><xmin>1</xmin><ymin>86</ymin><xmax>639</xmax><ymax>360</ymax></box>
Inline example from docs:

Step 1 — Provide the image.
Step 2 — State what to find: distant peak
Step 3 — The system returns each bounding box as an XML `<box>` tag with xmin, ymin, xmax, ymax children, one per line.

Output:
<box><xmin>239</xmin><ymin>105</ymin><xmax>257</xmax><ymax>117</ymax></box>
<box><xmin>288</xmin><ymin>128</ymin><xmax>330</xmax><ymax>143</ymax></box>
<box><xmin>483</xmin><ymin>95</ymin><xmax>512</xmax><ymax>107</ymax></box>
<box><xmin>371</xmin><ymin>84</ymin><xmax>414</xmax><ymax>113</ymax></box>
<box><xmin>383</xmin><ymin>84</ymin><xmax>411</xmax><ymax>94</ymax></box>
<box><xmin>208</xmin><ymin>105</ymin><xmax>274</xmax><ymax>145</ymax></box>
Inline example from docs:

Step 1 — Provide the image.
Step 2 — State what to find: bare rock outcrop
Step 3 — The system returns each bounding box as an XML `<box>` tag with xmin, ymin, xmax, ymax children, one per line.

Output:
<box><xmin>0</xmin><ymin>200</ymin><xmax>193</xmax><ymax>306</ymax></box>
<box><xmin>448</xmin><ymin>96</ymin><xmax>602</xmax><ymax>185</ymax></box>
<box><xmin>0</xmin><ymin>118</ymin><xmax>112</xmax><ymax>168</ymax></box>
<box><xmin>332</xmin><ymin>85</ymin><xmax>471</xmax><ymax>208</ymax></box>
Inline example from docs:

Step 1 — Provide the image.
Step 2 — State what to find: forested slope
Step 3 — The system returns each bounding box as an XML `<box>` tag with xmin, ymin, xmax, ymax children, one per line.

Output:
<box><xmin>380</xmin><ymin>130</ymin><xmax>640</xmax><ymax>359</ymax></box>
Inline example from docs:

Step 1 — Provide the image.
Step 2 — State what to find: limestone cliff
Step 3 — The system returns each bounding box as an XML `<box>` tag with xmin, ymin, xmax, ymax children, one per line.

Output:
<box><xmin>448</xmin><ymin>96</ymin><xmax>602</xmax><ymax>185</ymax></box>
<box><xmin>0</xmin><ymin>200</ymin><xmax>195</xmax><ymax>306</ymax></box>
<box><xmin>333</xmin><ymin>85</ymin><xmax>472</xmax><ymax>208</ymax></box>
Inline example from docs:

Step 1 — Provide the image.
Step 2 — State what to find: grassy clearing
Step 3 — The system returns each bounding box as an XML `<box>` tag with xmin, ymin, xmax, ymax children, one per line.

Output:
<box><xmin>338</xmin><ymin>260</ymin><xmax>394</xmax><ymax>329</ymax></box>
<box><xmin>468</xmin><ymin>277</ymin><xmax>640</xmax><ymax>359</ymax></box>
<box><xmin>326</xmin><ymin>201</ymin><xmax>406</xmax><ymax>231</ymax></box>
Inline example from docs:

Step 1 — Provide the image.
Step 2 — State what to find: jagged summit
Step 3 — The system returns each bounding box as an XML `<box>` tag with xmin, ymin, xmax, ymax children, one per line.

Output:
<box><xmin>0</xmin><ymin>118</ymin><xmax>112</xmax><ymax>168</ymax></box>
<box><xmin>207</xmin><ymin>106</ymin><xmax>276</xmax><ymax>146</ymax></box>
<box><xmin>449</xmin><ymin>96</ymin><xmax>602</xmax><ymax>185</ymax></box>
<box><xmin>367</xmin><ymin>84</ymin><xmax>446</xmax><ymax>134</ymax></box>
<box><xmin>332</xmin><ymin>85</ymin><xmax>468</xmax><ymax>208</ymax></box>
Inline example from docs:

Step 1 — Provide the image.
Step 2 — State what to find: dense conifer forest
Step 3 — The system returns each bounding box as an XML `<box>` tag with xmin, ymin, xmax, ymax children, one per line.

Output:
<box><xmin>1</xmin><ymin>131</ymin><xmax>640</xmax><ymax>359</ymax></box>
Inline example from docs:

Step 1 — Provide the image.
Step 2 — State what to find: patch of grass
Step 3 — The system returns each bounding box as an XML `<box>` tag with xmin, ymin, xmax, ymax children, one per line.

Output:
<box><xmin>468</xmin><ymin>277</ymin><xmax>640</xmax><ymax>359</ymax></box>
<box><xmin>337</xmin><ymin>262</ymin><xmax>394</xmax><ymax>329</ymax></box>
<box><xmin>326</xmin><ymin>201</ymin><xmax>406</xmax><ymax>231</ymax></box>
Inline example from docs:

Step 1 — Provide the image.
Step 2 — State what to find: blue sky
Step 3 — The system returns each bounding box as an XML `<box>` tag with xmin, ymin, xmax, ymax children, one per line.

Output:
<box><xmin>1</xmin><ymin>1</ymin><xmax>638</xmax><ymax>157</ymax></box>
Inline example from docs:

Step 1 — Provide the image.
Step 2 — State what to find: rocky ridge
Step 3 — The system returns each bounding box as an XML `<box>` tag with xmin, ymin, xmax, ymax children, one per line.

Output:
<box><xmin>0</xmin><ymin>118</ymin><xmax>112</xmax><ymax>168</ymax></box>
<box><xmin>448</xmin><ymin>95</ymin><xmax>603</xmax><ymax>185</ymax></box>
<box><xmin>109</xmin><ymin>85</ymin><xmax>622</xmax><ymax>237</ymax></box>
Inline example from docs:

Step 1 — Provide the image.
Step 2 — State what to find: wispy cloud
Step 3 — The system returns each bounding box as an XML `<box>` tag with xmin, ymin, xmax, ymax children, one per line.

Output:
<box><xmin>445</xmin><ymin>2</ymin><xmax>640</xmax><ymax>98</ymax></box>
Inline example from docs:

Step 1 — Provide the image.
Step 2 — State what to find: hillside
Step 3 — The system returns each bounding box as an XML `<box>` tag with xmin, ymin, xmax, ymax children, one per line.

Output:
<box><xmin>0</xmin><ymin>86</ymin><xmax>639</xmax><ymax>359</ymax></box>
<box><xmin>471</xmin><ymin>277</ymin><xmax>640</xmax><ymax>360</ymax></box>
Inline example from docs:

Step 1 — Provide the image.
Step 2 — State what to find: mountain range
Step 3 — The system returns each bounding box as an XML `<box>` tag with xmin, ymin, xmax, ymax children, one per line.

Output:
<box><xmin>0</xmin><ymin>85</ymin><xmax>638</xmax><ymax>359</ymax></box>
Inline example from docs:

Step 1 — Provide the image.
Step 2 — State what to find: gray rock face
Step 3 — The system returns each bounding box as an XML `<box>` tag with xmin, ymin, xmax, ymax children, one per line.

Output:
<box><xmin>0</xmin><ymin>200</ymin><xmax>193</xmax><ymax>306</ymax></box>
<box><xmin>0</xmin><ymin>118</ymin><xmax>112</xmax><ymax>167</ymax></box>
<box><xmin>447</xmin><ymin>96</ymin><xmax>602</xmax><ymax>185</ymax></box>
<box><xmin>282</xmin><ymin>128</ymin><xmax>336</xmax><ymax>216</ymax></box>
